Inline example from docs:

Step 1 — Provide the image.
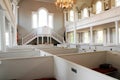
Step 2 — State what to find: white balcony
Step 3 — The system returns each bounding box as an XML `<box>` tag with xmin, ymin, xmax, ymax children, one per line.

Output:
<box><xmin>66</xmin><ymin>6</ymin><xmax>120</xmax><ymax>32</ymax></box>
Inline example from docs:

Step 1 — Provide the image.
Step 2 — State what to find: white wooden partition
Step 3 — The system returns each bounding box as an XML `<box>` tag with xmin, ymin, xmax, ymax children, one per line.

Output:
<box><xmin>106</xmin><ymin>51</ymin><xmax>120</xmax><ymax>71</ymax></box>
<box><xmin>54</xmin><ymin>56</ymin><xmax>118</xmax><ymax>80</ymax></box>
<box><xmin>59</xmin><ymin>51</ymin><xmax>107</xmax><ymax>68</ymax></box>
<box><xmin>40</xmin><ymin>48</ymin><xmax>78</xmax><ymax>56</ymax></box>
<box><xmin>0</xmin><ymin>50</ymin><xmax>41</xmax><ymax>59</ymax></box>
<box><xmin>0</xmin><ymin>56</ymin><xmax>54</xmax><ymax>80</ymax></box>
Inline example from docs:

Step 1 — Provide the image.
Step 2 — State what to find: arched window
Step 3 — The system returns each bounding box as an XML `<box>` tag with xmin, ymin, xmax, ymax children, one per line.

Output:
<box><xmin>83</xmin><ymin>8</ymin><xmax>89</xmax><ymax>18</ymax></box>
<box><xmin>38</xmin><ymin>9</ymin><xmax>48</xmax><ymax>27</ymax></box>
<box><xmin>69</xmin><ymin>10</ymin><xmax>74</xmax><ymax>22</ymax></box>
<box><xmin>32</xmin><ymin>8</ymin><xmax>54</xmax><ymax>29</ymax></box>
<box><xmin>116</xmin><ymin>0</ymin><xmax>120</xmax><ymax>7</ymax></box>
<box><xmin>96</xmin><ymin>1</ymin><xmax>102</xmax><ymax>14</ymax></box>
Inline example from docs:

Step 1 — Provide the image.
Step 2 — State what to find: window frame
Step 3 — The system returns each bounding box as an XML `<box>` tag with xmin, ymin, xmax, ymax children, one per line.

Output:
<box><xmin>96</xmin><ymin>1</ymin><xmax>102</xmax><ymax>14</ymax></box>
<box><xmin>69</xmin><ymin>10</ymin><xmax>74</xmax><ymax>22</ymax></box>
<box><xmin>32</xmin><ymin>8</ymin><xmax>54</xmax><ymax>29</ymax></box>
<box><xmin>82</xmin><ymin>8</ymin><xmax>89</xmax><ymax>18</ymax></box>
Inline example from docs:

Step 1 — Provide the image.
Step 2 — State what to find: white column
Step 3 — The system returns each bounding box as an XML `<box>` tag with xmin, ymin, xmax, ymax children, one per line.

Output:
<box><xmin>103</xmin><ymin>29</ymin><xmax>107</xmax><ymax>45</ymax></box>
<box><xmin>90</xmin><ymin>27</ymin><xmax>93</xmax><ymax>45</ymax></box>
<box><xmin>50</xmin><ymin>36</ymin><xmax>52</xmax><ymax>44</ymax></box>
<box><xmin>73</xmin><ymin>12</ymin><xmax>78</xmax><ymax>44</ymax></box>
<box><xmin>107</xmin><ymin>28</ymin><xmax>110</xmax><ymax>44</ymax></box>
<box><xmin>79</xmin><ymin>32</ymin><xmax>82</xmax><ymax>43</ymax></box>
<box><xmin>8</xmin><ymin>23</ymin><xmax>12</xmax><ymax>47</ymax></box>
<box><xmin>73</xmin><ymin>28</ymin><xmax>77</xmax><ymax>43</ymax></box>
<box><xmin>37</xmin><ymin>36</ymin><xmax>39</xmax><ymax>45</ymax></box>
<box><xmin>13</xmin><ymin>26</ymin><xmax>17</xmax><ymax>46</ymax></box>
<box><xmin>0</xmin><ymin>9</ymin><xmax>6</xmax><ymax>51</ymax></box>
<box><xmin>64</xmin><ymin>11</ymin><xmax>67</xmax><ymax>26</ymax></box>
<box><xmin>47</xmin><ymin>36</ymin><xmax>49</xmax><ymax>44</ymax></box>
<box><xmin>15</xmin><ymin>6</ymin><xmax>19</xmax><ymax>25</ymax></box>
<box><xmin>115</xmin><ymin>21</ymin><xmax>119</xmax><ymax>45</ymax></box>
<box><xmin>42</xmin><ymin>36</ymin><xmax>44</xmax><ymax>44</ymax></box>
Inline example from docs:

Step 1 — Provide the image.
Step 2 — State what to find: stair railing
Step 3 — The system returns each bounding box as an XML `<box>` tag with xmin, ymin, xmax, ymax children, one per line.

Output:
<box><xmin>51</xmin><ymin>29</ymin><xmax>64</xmax><ymax>43</ymax></box>
<box><xmin>22</xmin><ymin>29</ymin><xmax>37</xmax><ymax>45</ymax></box>
<box><xmin>22</xmin><ymin>26</ymin><xmax>64</xmax><ymax>44</ymax></box>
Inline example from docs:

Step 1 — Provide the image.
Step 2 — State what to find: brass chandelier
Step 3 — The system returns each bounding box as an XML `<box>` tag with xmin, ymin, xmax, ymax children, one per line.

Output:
<box><xmin>55</xmin><ymin>0</ymin><xmax>76</xmax><ymax>10</ymax></box>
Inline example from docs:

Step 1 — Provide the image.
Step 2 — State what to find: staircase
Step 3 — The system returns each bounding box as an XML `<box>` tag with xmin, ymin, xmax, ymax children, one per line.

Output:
<box><xmin>22</xmin><ymin>27</ymin><xmax>64</xmax><ymax>45</ymax></box>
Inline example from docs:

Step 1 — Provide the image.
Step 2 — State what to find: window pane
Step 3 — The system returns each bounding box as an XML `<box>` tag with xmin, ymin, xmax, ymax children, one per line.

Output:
<box><xmin>5</xmin><ymin>32</ymin><xmax>9</xmax><ymax>46</ymax></box>
<box><xmin>68</xmin><ymin>32</ymin><xmax>74</xmax><ymax>43</ymax></box>
<box><xmin>32</xmin><ymin>12</ymin><xmax>37</xmax><ymax>29</ymax></box>
<box><xmin>48</xmin><ymin>14</ymin><xmax>53</xmax><ymax>29</ymax></box>
<box><xmin>83</xmin><ymin>8</ymin><xmax>89</xmax><ymax>18</ymax></box>
<box><xmin>70</xmin><ymin>32</ymin><xmax>74</xmax><ymax>43</ymax></box>
<box><xmin>69</xmin><ymin>10</ymin><xmax>74</xmax><ymax>22</ymax></box>
<box><xmin>39</xmin><ymin>9</ymin><xmax>48</xmax><ymax>27</ymax></box>
<box><xmin>116</xmin><ymin>0</ymin><xmax>120</xmax><ymax>6</ymax></box>
<box><xmin>83</xmin><ymin>32</ymin><xmax>89</xmax><ymax>43</ymax></box>
<box><xmin>96</xmin><ymin>30</ymin><xmax>103</xmax><ymax>44</ymax></box>
<box><xmin>96</xmin><ymin>1</ymin><xmax>102</xmax><ymax>14</ymax></box>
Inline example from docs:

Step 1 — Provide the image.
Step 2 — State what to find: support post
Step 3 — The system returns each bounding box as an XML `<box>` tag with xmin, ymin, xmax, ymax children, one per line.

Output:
<box><xmin>0</xmin><ymin>9</ymin><xmax>6</xmax><ymax>51</ymax></box>
<box><xmin>115</xmin><ymin>21</ymin><xmax>119</xmax><ymax>45</ymax></box>
<box><xmin>90</xmin><ymin>27</ymin><xmax>93</xmax><ymax>45</ymax></box>
<box><xmin>107</xmin><ymin>28</ymin><xmax>110</xmax><ymax>45</ymax></box>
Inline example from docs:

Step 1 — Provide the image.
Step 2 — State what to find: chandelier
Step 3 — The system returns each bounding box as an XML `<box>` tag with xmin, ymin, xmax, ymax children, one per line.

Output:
<box><xmin>55</xmin><ymin>0</ymin><xmax>76</xmax><ymax>10</ymax></box>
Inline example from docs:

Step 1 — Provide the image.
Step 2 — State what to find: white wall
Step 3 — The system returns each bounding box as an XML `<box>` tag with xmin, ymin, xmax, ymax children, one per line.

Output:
<box><xmin>0</xmin><ymin>56</ymin><xmax>54</xmax><ymax>80</ymax></box>
<box><xmin>54</xmin><ymin>56</ymin><xmax>118</xmax><ymax>80</ymax></box>
<box><xmin>18</xmin><ymin>0</ymin><xmax>64</xmax><ymax>40</ymax></box>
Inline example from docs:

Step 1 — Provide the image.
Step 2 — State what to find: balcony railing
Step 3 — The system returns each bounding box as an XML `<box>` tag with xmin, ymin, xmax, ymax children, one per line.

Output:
<box><xmin>66</xmin><ymin>6</ymin><xmax>120</xmax><ymax>31</ymax></box>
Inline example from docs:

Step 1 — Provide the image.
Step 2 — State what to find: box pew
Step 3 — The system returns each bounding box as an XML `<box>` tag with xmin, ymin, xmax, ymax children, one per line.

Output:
<box><xmin>0</xmin><ymin>50</ymin><xmax>41</xmax><ymax>59</ymax></box>
<box><xmin>106</xmin><ymin>51</ymin><xmax>120</xmax><ymax>72</ymax></box>
<box><xmin>6</xmin><ymin>47</ymin><xmax>36</xmax><ymax>52</ymax></box>
<box><xmin>54</xmin><ymin>56</ymin><xmax>118</xmax><ymax>80</ymax></box>
<box><xmin>59</xmin><ymin>51</ymin><xmax>107</xmax><ymax>68</ymax></box>
<box><xmin>0</xmin><ymin>56</ymin><xmax>54</xmax><ymax>80</ymax></box>
<box><xmin>40</xmin><ymin>48</ymin><xmax>78</xmax><ymax>56</ymax></box>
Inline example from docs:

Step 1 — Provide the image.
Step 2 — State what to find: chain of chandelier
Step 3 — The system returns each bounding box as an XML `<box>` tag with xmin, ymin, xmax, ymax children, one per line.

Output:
<box><xmin>55</xmin><ymin>0</ymin><xmax>75</xmax><ymax>10</ymax></box>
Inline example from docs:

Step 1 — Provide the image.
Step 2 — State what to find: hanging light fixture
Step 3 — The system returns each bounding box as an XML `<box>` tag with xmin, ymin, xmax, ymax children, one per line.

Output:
<box><xmin>55</xmin><ymin>0</ymin><xmax>76</xmax><ymax>11</ymax></box>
